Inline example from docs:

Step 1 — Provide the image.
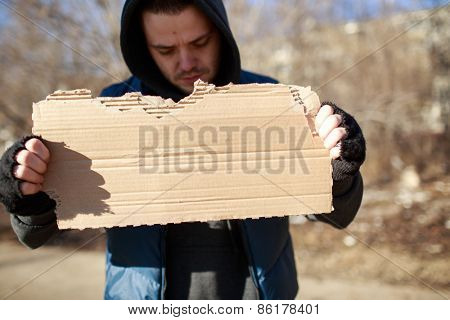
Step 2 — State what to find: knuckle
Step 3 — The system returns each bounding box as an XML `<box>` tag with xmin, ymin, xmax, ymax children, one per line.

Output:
<box><xmin>333</xmin><ymin>114</ymin><xmax>342</xmax><ymax>125</ymax></box>
<box><xmin>13</xmin><ymin>165</ymin><xmax>22</xmax><ymax>178</ymax></box>
<box><xmin>14</xmin><ymin>150</ymin><xmax>25</xmax><ymax>163</ymax></box>
<box><xmin>323</xmin><ymin>105</ymin><xmax>334</xmax><ymax>115</ymax></box>
<box><xmin>21</xmin><ymin>150</ymin><xmax>33</xmax><ymax>165</ymax></box>
<box><xmin>24</xmin><ymin>138</ymin><xmax>39</xmax><ymax>150</ymax></box>
<box><xmin>12</xmin><ymin>165</ymin><xmax>17</xmax><ymax>177</ymax></box>
<box><xmin>337</xmin><ymin>127</ymin><xmax>347</xmax><ymax>139</ymax></box>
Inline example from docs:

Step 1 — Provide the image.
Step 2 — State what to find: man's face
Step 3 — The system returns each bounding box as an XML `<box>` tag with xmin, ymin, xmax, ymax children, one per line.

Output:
<box><xmin>142</xmin><ymin>5</ymin><xmax>221</xmax><ymax>94</ymax></box>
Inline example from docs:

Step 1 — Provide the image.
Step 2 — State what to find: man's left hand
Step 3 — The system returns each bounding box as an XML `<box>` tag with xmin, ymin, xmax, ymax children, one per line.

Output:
<box><xmin>316</xmin><ymin>104</ymin><xmax>347</xmax><ymax>160</ymax></box>
<box><xmin>314</xmin><ymin>102</ymin><xmax>366</xmax><ymax>181</ymax></box>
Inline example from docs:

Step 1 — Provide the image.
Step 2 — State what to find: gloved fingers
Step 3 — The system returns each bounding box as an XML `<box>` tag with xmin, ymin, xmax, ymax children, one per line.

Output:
<box><xmin>0</xmin><ymin>135</ymin><xmax>56</xmax><ymax>216</ymax></box>
<box><xmin>315</xmin><ymin>104</ymin><xmax>334</xmax><ymax>129</ymax></box>
<box><xmin>20</xmin><ymin>182</ymin><xmax>43</xmax><ymax>196</ymax></box>
<box><xmin>15</xmin><ymin>149</ymin><xmax>48</xmax><ymax>174</ymax></box>
<box><xmin>13</xmin><ymin>165</ymin><xmax>45</xmax><ymax>184</ymax></box>
<box><xmin>318</xmin><ymin>114</ymin><xmax>343</xmax><ymax>140</ymax></box>
<box><xmin>324</xmin><ymin>127</ymin><xmax>347</xmax><ymax>150</ymax></box>
<box><xmin>24</xmin><ymin>138</ymin><xmax>50</xmax><ymax>163</ymax></box>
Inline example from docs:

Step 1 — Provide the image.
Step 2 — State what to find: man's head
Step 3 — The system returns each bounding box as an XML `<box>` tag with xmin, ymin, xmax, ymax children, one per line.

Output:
<box><xmin>140</xmin><ymin>1</ymin><xmax>221</xmax><ymax>94</ymax></box>
<box><xmin>120</xmin><ymin>0</ymin><xmax>240</xmax><ymax>100</ymax></box>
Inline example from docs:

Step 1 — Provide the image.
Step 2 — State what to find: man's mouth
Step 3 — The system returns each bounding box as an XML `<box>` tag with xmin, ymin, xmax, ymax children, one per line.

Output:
<box><xmin>180</xmin><ymin>74</ymin><xmax>203</xmax><ymax>83</ymax></box>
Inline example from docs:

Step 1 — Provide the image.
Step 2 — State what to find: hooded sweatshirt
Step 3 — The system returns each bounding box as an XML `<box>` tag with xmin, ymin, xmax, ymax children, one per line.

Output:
<box><xmin>101</xmin><ymin>0</ymin><xmax>363</xmax><ymax>300</ymax></box>
<box><xmin>120</xmin><ymin>0</ymin><xmax>242</xmax><ymax>101</ymax></box>
<box><xmin>115</xmin><ymin>0</ymin><xmax>272</xmax><ymax>299</ymax></box>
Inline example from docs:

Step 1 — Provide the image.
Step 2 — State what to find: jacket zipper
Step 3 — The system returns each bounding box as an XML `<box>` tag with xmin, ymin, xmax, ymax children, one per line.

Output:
<box><xmin>238</xmin><ymin>220</ymin><xmax>261</xmax><ymax>299</ymax></box>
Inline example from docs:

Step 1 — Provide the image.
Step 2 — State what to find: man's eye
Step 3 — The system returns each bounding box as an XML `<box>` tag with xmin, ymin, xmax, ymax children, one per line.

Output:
<box><xmin>194</xmin><ymin>38</ymin><xmax>209</xmax><ymax>48</ymax></box>
<box><xmin>158</xmin><ymin>49</ymin><xmax>173</xmax><ymax>56</ymax></box>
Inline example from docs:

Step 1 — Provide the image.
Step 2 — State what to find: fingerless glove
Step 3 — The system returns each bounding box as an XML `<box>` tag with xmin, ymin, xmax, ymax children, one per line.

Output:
<box><xmin>0</xmin><ymin>135</ymin><xmax>55</xmax><ymax>216</ymax></box>
<box><xmin>321</xmin><ymin>102</ymin><xmax>366</xmax><ymax>181</ymax></box>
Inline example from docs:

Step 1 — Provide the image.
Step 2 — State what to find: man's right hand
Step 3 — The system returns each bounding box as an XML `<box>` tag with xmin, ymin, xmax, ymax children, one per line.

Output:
<box><xmin>13</xmin><ymin>138</ymin><xmax>50</xmax><ymax>195</ymax></box>
<box><xmin>0</xmin><ymin>135</ymin><xmax>55</xmax><ymax>216</ymax></box>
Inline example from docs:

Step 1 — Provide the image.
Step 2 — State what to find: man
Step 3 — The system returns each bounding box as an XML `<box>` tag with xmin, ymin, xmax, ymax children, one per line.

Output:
<box><xmin>0</xmin><ymin>0</ymin><xmax>365</xmax><ymax>299</ymax></box>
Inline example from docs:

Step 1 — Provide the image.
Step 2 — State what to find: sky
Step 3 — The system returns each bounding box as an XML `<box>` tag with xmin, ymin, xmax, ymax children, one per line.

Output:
<box><xmin>0</xmin><ymin>0</ymin><xmax>448</xmax><ymax>29</ymax></box>
<box><xmin>319</xmin><ymin>0</ymin><xmax>449</xmax><ymax>21</ymax></box>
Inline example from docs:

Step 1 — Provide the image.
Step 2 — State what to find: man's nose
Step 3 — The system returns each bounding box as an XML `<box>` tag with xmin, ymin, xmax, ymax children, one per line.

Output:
<box><xmin>178</xmin><ymin>49</ymin><xmax>196</xmax><ymax>72</ymax></box>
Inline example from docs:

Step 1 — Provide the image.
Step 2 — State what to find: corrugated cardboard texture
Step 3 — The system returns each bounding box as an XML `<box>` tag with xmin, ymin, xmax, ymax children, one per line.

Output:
<box><xmin>32</xmin><ymin>80</ymin><xmax>332</xmax><ymax>229</ymax></box>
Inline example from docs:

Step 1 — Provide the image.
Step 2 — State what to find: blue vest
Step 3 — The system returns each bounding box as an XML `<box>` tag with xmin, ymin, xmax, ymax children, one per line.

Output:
<box><xmin>102</xmin><ymin>71</ymin><xmax>299</xmax><ymax>299</ymax></box>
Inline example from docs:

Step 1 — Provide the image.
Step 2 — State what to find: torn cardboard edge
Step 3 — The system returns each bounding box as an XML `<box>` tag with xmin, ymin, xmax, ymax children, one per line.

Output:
<box><xmin>33</xmin><ymin>80</ymin><xmax>333</xmax><ymax>230</ymax></box>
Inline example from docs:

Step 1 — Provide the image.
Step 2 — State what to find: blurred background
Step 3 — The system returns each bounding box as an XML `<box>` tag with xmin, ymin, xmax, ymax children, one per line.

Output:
<box><xmin>0</xmin><ymin>0</ymin><xmax>448</xmax><ymax>299</ymax></box>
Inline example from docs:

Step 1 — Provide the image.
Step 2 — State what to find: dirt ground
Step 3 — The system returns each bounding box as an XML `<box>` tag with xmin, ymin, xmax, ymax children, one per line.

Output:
<box><xmin>0</xmin><ymin>240</ymin><xmax>447</xmax><ymax>300</ymax></box>
<box><xmin>0</xmin><ymin>180</ymin><xmax>449</xmax><ymax>300</ymax></box>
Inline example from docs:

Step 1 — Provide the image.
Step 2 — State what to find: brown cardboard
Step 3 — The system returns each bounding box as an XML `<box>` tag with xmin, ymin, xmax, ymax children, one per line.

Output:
<box><xmin>32</xmin><ymin>80</ymin><xmax>332</xmax><ymax>230</ymax></box>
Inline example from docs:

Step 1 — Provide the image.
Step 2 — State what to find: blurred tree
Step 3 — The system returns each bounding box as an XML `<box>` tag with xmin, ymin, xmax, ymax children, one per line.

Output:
<box><xmin>0</xmin><ymin>0</ymin><xmax>447</xmax><ymax>182</ymax></box>
<box><xmin>0</xmin><ymin>0</ymin><xmax>127</xmax><ymax>136</ymax></box>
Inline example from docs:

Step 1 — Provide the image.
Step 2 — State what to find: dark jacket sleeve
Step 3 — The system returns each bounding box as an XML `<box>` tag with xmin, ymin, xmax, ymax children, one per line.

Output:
<box><xmin>10</xmin><ymin>209</ymin><xmax>59</xmax><ymax>249</ymax></box>
<box><xmin>308</xmin><ymin>171</ymin><xmax>363</xmax><ymax>229</ymax></box>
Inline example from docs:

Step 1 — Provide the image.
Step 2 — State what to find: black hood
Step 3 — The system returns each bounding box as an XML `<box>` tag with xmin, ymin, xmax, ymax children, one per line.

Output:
<box><xmin>120</xmin><ymin>0</ymin><xmax>241</xmax><ymax>101</ymax></box>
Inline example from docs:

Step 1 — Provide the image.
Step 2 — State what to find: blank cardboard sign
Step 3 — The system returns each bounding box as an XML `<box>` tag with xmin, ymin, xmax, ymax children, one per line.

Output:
<box><xmin>32</xmin><ymin>80</ymin><xmax>332</xmax><ymax>230</ymax></box>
